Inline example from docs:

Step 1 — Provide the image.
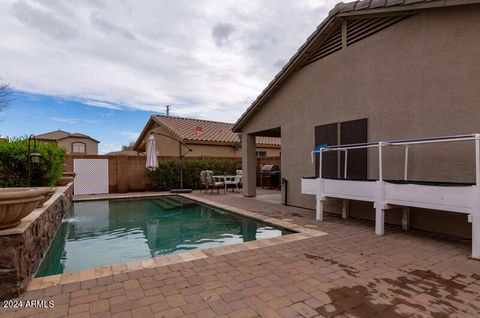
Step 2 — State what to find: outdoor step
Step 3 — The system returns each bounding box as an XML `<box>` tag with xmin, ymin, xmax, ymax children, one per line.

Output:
<box><xmin>162</xmin><ymin>197</ymin><xmax>184</xmax><ymax>208</ymax></box>
<box><xmin>151</xmin><ymin>198</ymin><xmax>179</xmax><ymax>210</ymax></box>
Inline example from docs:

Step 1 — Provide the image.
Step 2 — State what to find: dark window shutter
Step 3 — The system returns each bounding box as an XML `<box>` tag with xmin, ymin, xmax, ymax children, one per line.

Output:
<box><xmin>340</xmin><ymin>119</ymin><xmax>368</xmax><ymax>179</ymax></box>
<box><xmin>315</xmin><ymin>123</ymin><xmax>338</xmax><ymax>178</ymax></box>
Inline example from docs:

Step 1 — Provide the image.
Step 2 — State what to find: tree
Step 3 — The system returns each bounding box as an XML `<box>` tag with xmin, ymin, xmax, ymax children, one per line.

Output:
<box><xmin>122</xmin><ymin>141</ymin><xmax>135</xmax><ymax>150</ymax></box>
<box><xmin>0</xmin><ymin>82</ymin><xmax>12</xmax><ymax>113</ymax></box>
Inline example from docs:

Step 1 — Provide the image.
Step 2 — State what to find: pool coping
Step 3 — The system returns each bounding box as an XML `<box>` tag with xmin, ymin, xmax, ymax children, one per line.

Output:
<box><xmin>27</xmin><ymin>193</ymin><xmax>327</xmax><ymax>291</ymax></box>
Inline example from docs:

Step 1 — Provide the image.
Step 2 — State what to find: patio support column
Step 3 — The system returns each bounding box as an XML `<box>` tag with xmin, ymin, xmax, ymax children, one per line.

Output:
<box><xmin>472</xmin><ymin>212</ymin><xmax>480</xmax><ymax>259</ymax></box>
<box><xmin>342</xmin><ymin>200</ymin><xmax>349</xmax><ymax>219</ymax></box>
<box><xmin>375</xmin><ymin>204</ymin><xmax>385</xmax><ymax>235</ymax></box>
<box><xmin>316</xmin><ymin>196</ymin><xmax>324</xmax><ymax>221</ymax></box>
<box><xmin>402</xmin><ymin>207</ymin><xmax>410</xmax><ymax>231</ymax></box>
<box><xmin>242</xmin><ymin>133</ymin><xmax>257</xmax><ymax>197</ymax></box>
<box><xmin>472</xmin><ymin>185</ymin><xmax>480</xmax><ymax>259</ymax></box>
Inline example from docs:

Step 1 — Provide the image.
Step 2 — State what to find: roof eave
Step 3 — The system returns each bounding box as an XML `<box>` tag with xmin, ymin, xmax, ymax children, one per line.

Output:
<box><xmin>56</xmin><ymin>135</ymin><xmax>100</xmax><ymax>143</ymax></box>
<box><xmin>232</xmin><ymin>0</ymin><xmax>480</xmax><ymax>133</ymax></box>
<box><xmin>232</xmin><ymin>14</ymin><xmax>337</xmax><ymax>132</ymax></box>
<box><xmin>132</xmin><ymin>116</ymin><xmax>155</xmax><ymax>151</ymax></box>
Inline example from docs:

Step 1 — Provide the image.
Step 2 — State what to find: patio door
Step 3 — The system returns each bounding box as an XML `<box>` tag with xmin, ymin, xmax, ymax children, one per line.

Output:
<box><xmin>73</xmin><ymin>159</ymin><xmax>109</xmax><ymax>195</ymax></box>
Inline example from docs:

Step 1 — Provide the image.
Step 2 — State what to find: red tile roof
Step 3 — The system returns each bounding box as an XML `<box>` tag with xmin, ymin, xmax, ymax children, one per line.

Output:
<box><xmin>36</xmin><ymin>130</ymin><xmax>99</xmax><ymax>143</ymax></box>
<box><xmin>136</xmin><ymin>115</ymin><xmax>280</xmax><ymax>147</ymax></box>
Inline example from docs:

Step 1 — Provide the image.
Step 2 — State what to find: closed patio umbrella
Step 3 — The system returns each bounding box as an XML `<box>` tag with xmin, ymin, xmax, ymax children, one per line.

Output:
<box><xmin>146</xmin><ymin>134</ymin><xmax>158</xmax><ymax>170</ymax></box>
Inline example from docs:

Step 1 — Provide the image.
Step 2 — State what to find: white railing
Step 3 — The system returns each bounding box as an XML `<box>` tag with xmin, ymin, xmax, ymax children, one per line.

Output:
<box><xmin>306</xmin><ymin>133</ymin><xmax>480</xmax><ymax>259</ymax></box>
<box><xmin>312</xmin><ymin>133</ymin><xmax>480</xmax><ymax>184</ymax></box>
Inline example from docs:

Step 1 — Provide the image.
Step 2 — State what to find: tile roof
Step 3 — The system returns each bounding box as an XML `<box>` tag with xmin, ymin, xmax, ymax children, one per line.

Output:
<box><xmin>233</xmin><ymin>0</ymin><xmax>479</xmax><ymax>131</ymax></box>
<box><xmin>36</xmin><ymin>130</ymin><xmax>99</xmax><ymax>143</ymax></box>
<box><xmin>328</xmin><ymin>0</ymin><xmax>437</xmax><ymax>16</ymax></box>
<box><xmin>150</xmin><ymin>115</ymin><xmax>281</xmax><ymax>146</ymax></box>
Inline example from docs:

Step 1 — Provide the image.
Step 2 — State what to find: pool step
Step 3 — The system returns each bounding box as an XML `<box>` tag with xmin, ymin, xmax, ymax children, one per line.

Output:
<box><xmin>152</xmin><ymin>197</ymin><xmax>184</xmax><ymax>210</ymax></box>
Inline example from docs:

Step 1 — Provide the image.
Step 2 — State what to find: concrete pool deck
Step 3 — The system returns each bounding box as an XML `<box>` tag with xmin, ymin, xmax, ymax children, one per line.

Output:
<box><xmin>2</xmin><ymin>190</ymin><xmax>480</xmax><ymax>317</ymax></box>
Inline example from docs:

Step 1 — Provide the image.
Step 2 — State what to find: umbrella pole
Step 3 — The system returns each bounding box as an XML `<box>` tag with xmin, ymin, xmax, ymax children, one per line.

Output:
<box><xmin>150</xmin><ymin>131</ymin><xmax>192</xmax><ymax>193</ymax></box>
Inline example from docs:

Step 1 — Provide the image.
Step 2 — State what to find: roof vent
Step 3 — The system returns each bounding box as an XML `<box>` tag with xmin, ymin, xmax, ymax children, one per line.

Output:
<box><xmin>194</xmin><ymin>126</ymin><xmax>203</xmax><ymax>137</ymax></box>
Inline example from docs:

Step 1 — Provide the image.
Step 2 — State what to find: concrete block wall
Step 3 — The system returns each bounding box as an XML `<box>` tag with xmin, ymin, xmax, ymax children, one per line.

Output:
<box><xmin>65</xmin><ymin>155</ymin><xmax>280</xmax><ymax>193</ymax></box>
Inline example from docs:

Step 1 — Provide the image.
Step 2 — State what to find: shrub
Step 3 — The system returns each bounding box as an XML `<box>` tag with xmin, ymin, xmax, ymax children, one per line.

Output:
<box><xmin>0</xmin><ymin>138</ymin><xmax>66</xmax><ymax>187</ymax></box>
<box><xmin>147</xmin><ymin>159</ymin><xmax>242</xmax><ymax>190</ymax></box>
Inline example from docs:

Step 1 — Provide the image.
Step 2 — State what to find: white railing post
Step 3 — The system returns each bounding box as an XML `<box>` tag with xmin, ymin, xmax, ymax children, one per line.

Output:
<box><xmin>376</xmin><ymin>142</ymin><xmax>386</xmax><ymax>235</ymax></box>
<box><xmin>476</xmin><ymin>134</ymin><xmax>480</xmax><ymax>186</ymax></box>
<box><xmin>474</xmin><ymin>134</ymin><xmax>480</xmax><ymax>258</ymax></box>
<box><xmin>344</xmin><ymin>150</ymin><xmax>348</xmax><ymax>179</ymax></box>
<box><xmin>404</xmin><ymin>145</ymin><xmax>409</xmax><ymax>181</ymax></box>
<box><xmin>319</xmin><ymin>148</ymin><xmax>323</xmax><ymax>179</ymax></box>
<box><xmin>378</xmin><ymin>142</ymin><xmax>384</xmax><ymax>181</ymax></box>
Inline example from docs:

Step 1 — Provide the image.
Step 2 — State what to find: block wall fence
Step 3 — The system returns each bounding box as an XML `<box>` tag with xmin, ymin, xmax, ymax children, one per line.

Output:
<box><xmin>65</xmin><ymin>155</ymin><xmax>280</xmax><ymax>193</ymax></box>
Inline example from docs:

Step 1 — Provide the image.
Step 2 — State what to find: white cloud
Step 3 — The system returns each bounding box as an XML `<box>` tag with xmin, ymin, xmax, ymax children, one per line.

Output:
<box><xmin>51</xmin><ymin>116</ymin><xmax>105</xmax><ymax>124</ymax></box>
<box><xmin>82</xmin><ymin>100</ymin><xmax>123</xmax><ymax>110</ymax></box>
<box><xmin>99</xmin><ymin>142</ymin><xmax>122</xmax><ymax>154</ymax></box>
<box><xmin>51</xmin><ymin>117</ymin><xmax>78</xmax><ymax>124</ymax></box>
<box><xmin>0</xmin><ymin>0</ymin><xmax>335</xmax><ymax>122</ymax></box>
<box><xmin>119</xmin><ymin>131</ymin><xmax>140</xmax><ymax>141</ymax></box>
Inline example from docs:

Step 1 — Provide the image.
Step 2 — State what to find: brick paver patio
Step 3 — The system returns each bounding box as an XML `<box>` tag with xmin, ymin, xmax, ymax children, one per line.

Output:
<box><xmin>2</xmin><ymin>190</ymin><xmax>480</xmax><ymax>317</ymax></box>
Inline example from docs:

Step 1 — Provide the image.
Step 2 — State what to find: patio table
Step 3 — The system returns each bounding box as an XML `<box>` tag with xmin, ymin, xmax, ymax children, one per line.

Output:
<box><xmin>213</xmin><ymin>175</ymin><xmax>236</xmax><ymax>193</ymax></box>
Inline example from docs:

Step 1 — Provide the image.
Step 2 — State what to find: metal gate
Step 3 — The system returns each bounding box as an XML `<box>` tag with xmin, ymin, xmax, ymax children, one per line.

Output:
<box><xmin>73</xmin><ymin>159</ymin><xmax>109</xmax><ymax>195</ymax></box>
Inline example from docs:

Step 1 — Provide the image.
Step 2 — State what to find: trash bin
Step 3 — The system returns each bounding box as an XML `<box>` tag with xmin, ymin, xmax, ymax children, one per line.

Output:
<box><xmin>281</xmin><ymin>178</ymin><xmax>288</xmax><ymax>205</ymax></box>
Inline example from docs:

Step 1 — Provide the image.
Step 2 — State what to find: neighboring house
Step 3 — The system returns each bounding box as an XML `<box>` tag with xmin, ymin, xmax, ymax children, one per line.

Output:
<box><xmin>106</xmin><ymin>147</ymin><xmax>139</xmax><ymax>156</ymax></box>
<box><xmin>133</xmin><ymin>115</ymin><xmax>280</xmax><ymax>158</ymax></box>
<box><xmin>233</xmin><ymin>0</ymin><xmax>480</xmax><ymax>238</ymax></box>
<box><xmin>36</xmin><ymin>130</ymin><xmax>99</xmax><ymax>154</ymax></box>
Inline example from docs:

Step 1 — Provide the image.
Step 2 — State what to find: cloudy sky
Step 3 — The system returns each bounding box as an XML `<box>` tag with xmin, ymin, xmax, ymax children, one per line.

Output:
<box><xmin>0</xmin><ymin>0</ymin><xmax>336</xmax><ymax>153</ymax></box>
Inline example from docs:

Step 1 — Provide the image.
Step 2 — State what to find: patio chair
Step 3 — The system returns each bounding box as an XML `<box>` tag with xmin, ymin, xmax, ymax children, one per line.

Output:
<box><xmin>225</xmin><ymin>173</ymin><xmax>242</xmax><ymax>192</ymax></box>
<box><xmin>200</xmin><ymin>171</ymin><xmax>209</xmax><ymax>193</ymax></box>
<box><xmin>205</xmin><ymin>171</ymin><xmax>225</xmax><ymax>194</ymax></box>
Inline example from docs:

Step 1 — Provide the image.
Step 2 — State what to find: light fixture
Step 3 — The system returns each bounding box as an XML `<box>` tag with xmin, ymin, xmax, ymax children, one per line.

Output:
<box><xmin>27</xmin><ymin>134</ymin><xmax>41</xmax><ymax>186</ymax></box>
<box><xmin>29</xmin><ymin>152</ymin><xmax>42</xmax><ymax>164</ymax></box>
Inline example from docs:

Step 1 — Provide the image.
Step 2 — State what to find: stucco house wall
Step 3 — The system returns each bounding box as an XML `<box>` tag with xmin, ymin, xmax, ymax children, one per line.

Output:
<box><xmin>238</xmin><ymin>5</ymin><xmax>480</xmax><ymax>237</ymax></box>
<box><xmin>57</xmin><ymin>137</ymin><xmax>99</xmax><ymax>155</ymax></box>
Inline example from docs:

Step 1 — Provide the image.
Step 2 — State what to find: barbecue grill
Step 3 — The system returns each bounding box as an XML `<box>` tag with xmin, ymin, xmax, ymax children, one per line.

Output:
<box><xmin>259</xmin><ymin>164</ymin><xmax>280</xmax><ymax>189</ymax></box>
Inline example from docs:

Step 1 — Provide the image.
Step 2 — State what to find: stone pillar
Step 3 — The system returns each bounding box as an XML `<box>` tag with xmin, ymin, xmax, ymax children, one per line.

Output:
<box><xmin>242</xmin><ymin>133</ymin><xmax>257</xmax><ymax>197</ymax></box>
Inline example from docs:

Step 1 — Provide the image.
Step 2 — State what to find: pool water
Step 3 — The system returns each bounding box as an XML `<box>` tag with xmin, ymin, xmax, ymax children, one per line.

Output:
<box><xmin>36</xmin><ymin>196</ymin><xmax>292</xmax><ymax>277</ymax></box>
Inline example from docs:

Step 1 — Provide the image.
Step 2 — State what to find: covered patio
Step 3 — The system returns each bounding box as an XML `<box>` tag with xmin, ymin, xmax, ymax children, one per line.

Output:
<box><xmin>242</xmin><ymin>127</ymin><xmax>282</xmax><ymax>199</ymax></box>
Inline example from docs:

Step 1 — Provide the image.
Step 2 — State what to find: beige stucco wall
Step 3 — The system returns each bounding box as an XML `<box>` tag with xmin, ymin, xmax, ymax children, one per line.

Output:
<box><xmin>143</xmin><ymin>126</ymin><xmax>280</xmax><ymax>158</ymax></box>
<box><xmin>239</xmin><ymin>6</ymin><xmax>480</xmax><ymax>237</ymax></box>
<box><xmin>57</xmin><ymin>137</ymin><xmax>98</xmax><ymax>155</ymax></box>
<box><xmin>258</xmin><ymin>146</ymin><xmax>281</xmax><ymax>157</ymax></box>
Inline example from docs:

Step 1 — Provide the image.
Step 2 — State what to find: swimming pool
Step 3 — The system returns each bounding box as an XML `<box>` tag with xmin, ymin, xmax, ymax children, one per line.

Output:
<box><xmin>36</xmin><ymin>196</ymin><xmax>292</xmax><ymax>277</ymax></box>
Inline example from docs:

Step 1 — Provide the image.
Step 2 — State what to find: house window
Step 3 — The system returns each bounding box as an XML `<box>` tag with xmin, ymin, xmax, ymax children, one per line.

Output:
<box><xmin>315</xmin><ymin>118</ymin><xmax>367</xmax><ymax>179</ymax></box>
<box><xmin>256</xmin><ymin>151</ymin><xmax>267</xmax><ymax>157</ymax></box>
<box><xmin>72</xmin><ymin>142</ymin><xmax>86</xmax><ymax>153</ymax></box>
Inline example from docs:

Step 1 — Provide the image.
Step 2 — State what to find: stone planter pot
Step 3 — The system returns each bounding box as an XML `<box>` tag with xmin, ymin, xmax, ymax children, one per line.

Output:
<box><xmin>37</xmin><ymin>187</ymin><xmax>56</xmax><ymax>207</ymax></box>
<box><xmin>0</xmin><ymin>188</ymin><xmax>50</xmax><ymax>230</ymax></box>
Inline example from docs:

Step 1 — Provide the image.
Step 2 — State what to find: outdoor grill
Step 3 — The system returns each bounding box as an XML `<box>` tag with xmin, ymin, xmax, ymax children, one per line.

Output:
<box><xmin>259</xmin><ymin>164</ymin><xmax>280</xmax><ymax>189</ymax></box>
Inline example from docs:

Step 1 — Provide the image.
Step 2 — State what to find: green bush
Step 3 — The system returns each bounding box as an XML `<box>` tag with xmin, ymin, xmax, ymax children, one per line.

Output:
<box><xmin>0</xmin><ymin>138</ymin><xmax>66</xmax><ymax>187</ymax></box>
<box><xmin>147</xmin><ymin>159</ymin><xmax>242</xmax><ymax>190</ymax></box>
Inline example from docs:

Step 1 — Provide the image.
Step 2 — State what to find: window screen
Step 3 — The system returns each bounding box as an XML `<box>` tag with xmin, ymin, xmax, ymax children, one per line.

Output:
<box><xmin>72</xmin><ymin>142</ymin><xmax>86</xmax><ymax>153</ymax></box>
